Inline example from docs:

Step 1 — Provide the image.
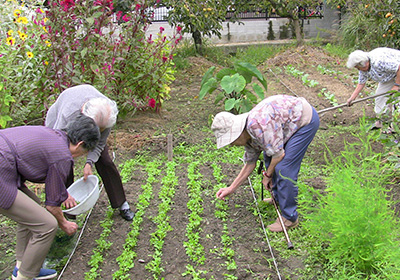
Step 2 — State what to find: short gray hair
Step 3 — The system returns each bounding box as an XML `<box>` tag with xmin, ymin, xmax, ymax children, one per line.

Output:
<box><xmin>347</xmin><ymin>50</ymin><xmax>369</xmax><ymax>68</ymax></box>
<box><xmin>82</xmin><ymin>97</ymin><xmax>118</xmax><ymax>129</ymax></box>
<box><xmin>65</xmin><ymin>114</ymin><xmax>100</xmax><ymax>151</ymax></box>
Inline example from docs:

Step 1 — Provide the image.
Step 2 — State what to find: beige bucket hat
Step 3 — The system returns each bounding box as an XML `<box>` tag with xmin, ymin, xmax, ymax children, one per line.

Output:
<box><xmin>211</xmin><ymin>111</ymin><xmax>249</xmax><ymax>149</ymax></box>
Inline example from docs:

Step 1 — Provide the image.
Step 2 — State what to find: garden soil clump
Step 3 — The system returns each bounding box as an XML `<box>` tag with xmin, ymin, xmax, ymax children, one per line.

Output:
<box><xmin>1</xmin><ymin>45</ymin><xmax>398</xmax><ymax>280</ymax></box>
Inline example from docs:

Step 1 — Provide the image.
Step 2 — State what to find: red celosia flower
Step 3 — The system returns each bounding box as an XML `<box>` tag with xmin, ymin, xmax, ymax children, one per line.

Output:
<box><xmin>148</xmin><ymin>98</ymin><xmax>156</xmax><ymax>108</ymax></box>
<box><xmin>60</xmin><ymin>0</ymin><xmax>75</xmax><ymax>11</ymax></box>
<box><xmin>116</xmin><ymin>11</ymin><xmax>123</xmax><ymax>20</ymax></box>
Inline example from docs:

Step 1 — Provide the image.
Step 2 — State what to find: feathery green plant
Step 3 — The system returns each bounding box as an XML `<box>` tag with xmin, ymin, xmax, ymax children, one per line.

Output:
<box><xmin>301</xmin><ymin>125</ymin><xmax>400</xmax><ymax>279</ymax></box>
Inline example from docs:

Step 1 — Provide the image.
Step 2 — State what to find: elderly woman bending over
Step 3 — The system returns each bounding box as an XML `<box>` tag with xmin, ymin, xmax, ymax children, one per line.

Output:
<box><xmin>211</xmin><ymin>95</ymin><xmax>319</xmax><ymax>232</ymax></box>
<box><xmin>346</xmin><ymin>47</ymin><xmax>400</xmax><ymax>129</ymax></box>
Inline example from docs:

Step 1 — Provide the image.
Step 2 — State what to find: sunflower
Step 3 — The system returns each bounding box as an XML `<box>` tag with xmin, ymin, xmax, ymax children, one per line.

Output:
<box><xmin>26</xmin><ymin>51</ymin><xmax>34</xmax><ymax>58</ymax></box>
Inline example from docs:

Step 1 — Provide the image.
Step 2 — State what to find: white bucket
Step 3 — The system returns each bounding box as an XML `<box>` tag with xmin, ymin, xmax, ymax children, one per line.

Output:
<box><xmin>62</xmin><ymin>175</ymin><xmax>100</xmax><ymax>215</ymax></box>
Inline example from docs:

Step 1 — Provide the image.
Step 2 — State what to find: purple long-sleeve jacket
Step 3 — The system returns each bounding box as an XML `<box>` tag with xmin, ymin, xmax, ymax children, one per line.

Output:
<box><xmin>0</xmin><ymin>126</ymin><xmax>72</xmax><ymax>209</ymax></box>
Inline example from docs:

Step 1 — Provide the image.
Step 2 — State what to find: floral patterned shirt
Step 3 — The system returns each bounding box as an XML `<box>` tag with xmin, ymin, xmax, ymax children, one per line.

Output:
<box><xmin>243</xmin><ymin>95</ymin><xmax>311</xmax><ymax>163</ymax></box>
<box><xmin>359</xmin><ymin>47</ymin><xmax>400</xmax><ymax>84</ymax></box>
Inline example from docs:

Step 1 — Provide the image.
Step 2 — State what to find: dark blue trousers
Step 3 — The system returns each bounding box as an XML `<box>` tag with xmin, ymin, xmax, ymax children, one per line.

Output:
<box><xmin>264</xmin><ymin>107</ymin><xmax>319</xmax><ymax>222</ymax></box>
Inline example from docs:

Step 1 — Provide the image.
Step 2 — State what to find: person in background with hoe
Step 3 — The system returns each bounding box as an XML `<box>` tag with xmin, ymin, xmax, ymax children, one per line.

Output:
<box><xmin>212</xmin><ymin>95</ymin><xmax>319</xmax><ymax>232</ymax></box>
<box><xmin>346</xmin><ymin>47</ymin><xmax>400</xmax><ymax>132</ymax></box>
<box><xmin>0</xmin><ymin>115</ymin><xmax>100</xmax><ymax>280</ymax></box>
<box><xmin>45</xmin><ymin>84</ymin><xmax>135</xmax><ymax>221</ymax></box>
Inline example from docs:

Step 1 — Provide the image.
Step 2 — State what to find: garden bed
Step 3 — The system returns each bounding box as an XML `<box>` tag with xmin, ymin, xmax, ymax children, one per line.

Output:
<box><xmin>2</xmin><ymin>45</ymin><xmax>399</xmax><ymax>280</ymax></box>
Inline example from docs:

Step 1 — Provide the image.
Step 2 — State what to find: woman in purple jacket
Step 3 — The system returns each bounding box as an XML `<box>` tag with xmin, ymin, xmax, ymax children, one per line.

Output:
<box><xmin>0</xmin><ymin>114</ymin><xmax>99</xmax><ymax>280</ymax></box>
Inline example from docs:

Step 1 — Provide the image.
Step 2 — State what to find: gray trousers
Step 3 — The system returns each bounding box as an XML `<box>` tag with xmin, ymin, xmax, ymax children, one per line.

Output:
<box><xmin>0</xmin><ymin>189</ymin><xmax>58</xmax><ymax>278</ymax></box>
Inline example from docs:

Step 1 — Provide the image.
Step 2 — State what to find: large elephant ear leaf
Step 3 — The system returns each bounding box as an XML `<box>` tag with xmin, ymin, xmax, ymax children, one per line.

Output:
<box><xmin>220</xmin><ymin>73</ymin><xmax>246</xmax><ymax>94</ymax></box>
<box><xmin>235</xmin><ymin>62</ymin><xmax>268</xmax><ymax>91</ymax></box>
<box><xmin>216</xmin><ymin>68</ymin><xmax>236</xmax><ymax>81</ymax></box>
<box><xmin>200</xmin><ymin>66</ymin><xmax>216</xmax><ymax>87</ymax></box>
<box><xmin>224</xmin><ymin>98</ymin><xmax>236</xmax><ymax>111</ymax></box>
<box><xmin>252</xmin><ymin>83</ymin><xmax>266</xmax><ymax>100</ymax></box>
<box><xmin>199</xmin><ymin>78</ymin><xmax>217</xmax><ymax>99</ymax></box>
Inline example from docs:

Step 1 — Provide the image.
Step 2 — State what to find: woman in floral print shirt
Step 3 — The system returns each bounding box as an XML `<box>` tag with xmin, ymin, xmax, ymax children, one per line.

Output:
<box><xmin>346</xmin><ymin>47</ymin><xmax>400</xmax><ymax>129</ymax></box>
<box><xmin>211</xmin><ymin>95</ymin><xmax>319</xmax><ymax>232</ymax></box>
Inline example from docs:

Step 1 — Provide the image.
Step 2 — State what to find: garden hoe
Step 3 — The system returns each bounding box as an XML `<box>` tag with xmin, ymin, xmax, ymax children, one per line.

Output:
<box><xmin>317</xmin><ymin>90</ymin><xmax>393</xmax><ymax>115</ymax></box>
<box><xmin>258</xmin><ymin>161</ymin><xmax>294</xmax><ymax>250</ymax></box>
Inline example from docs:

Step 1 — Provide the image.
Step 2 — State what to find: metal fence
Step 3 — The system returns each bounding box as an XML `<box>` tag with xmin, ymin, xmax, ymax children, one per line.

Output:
<box><xmin>151</xmin><ymin>5</ymin><xmax>324</xmax><ymax>22</ymax></box>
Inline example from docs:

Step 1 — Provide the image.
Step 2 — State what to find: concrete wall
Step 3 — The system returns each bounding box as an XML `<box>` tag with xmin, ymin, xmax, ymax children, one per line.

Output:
<box><xmin>146</xmin><ymin>4</ymin><xmax>340</xmax><ymax>45</ymax></box>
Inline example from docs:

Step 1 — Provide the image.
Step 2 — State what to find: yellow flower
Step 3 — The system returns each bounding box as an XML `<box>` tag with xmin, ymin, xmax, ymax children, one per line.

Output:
<box><xmin>44</xmin><ymin>61</ymin><xmax>49</xmax><ymax>65</ymax></box>
<box><xmin>26</xmin><ymin>51</ymin><xmax>34</xmax><ymax>58</ymax></box>
<box><xmin>45</xmin><ymin>40</ymin><xmax>51</xmax><ymax>47</ymax></box>
<box><xmin>6</xmin><ymin>37</ymin><xmax>15</xmax><ymax>45</ymax></box>
<box><xmin>13</xmin><ymin>9</ymin><xmax>21</xmax><ymax>17</ymax></box>
<box><xmin>17</xmin><ymin>17</ymin><xmax>28</xmax><ymax>24</ymax></box>
<box><xmin>43</xmin><ymin>26</ymin><xmax>48</xmax><ymax>33</ymax></box>
<box><xmin>44</xmin><ymin>17</ymin><xmax>48</xmax><ymax>23</ymax></box>
<box><xmin>7</xmin><ymin>30</ymin><xmax>13</xmax><ymax>36</ymax></box>
<box><xmin>19</xmin><ymin>32</ymin><xmax>27</xmax><ymax>40</ymax></box>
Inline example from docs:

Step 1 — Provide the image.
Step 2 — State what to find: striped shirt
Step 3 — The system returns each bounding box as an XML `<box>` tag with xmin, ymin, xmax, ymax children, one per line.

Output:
<box><xmin>0</xmin><ymin>126</ymin><xmax>72</xmax><ymax>209</ymax></box>
<box><xmin>244</xmin><ymin>95</ymin><xmax>312</xmax><ymax>162</ymax></box>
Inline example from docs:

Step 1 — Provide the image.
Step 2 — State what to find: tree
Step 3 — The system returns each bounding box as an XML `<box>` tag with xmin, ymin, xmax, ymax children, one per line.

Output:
<box><xmin>267</xmin><ymin>21</ymin><xmax>275</xmax><ymax>40</ymax></box>
<box><xmin>326</xmin><ymin>0</ymin><xmax>400</xmax><ymax>49</ymax></box>
<box><xmin>160</xmin><ymin>0</ymin><xmax>232</xmax><ymax>54</ymax></box>
<box><xmin>266</xmin><ymin>0</ymin><xmax>322</xmax><ymax>45</ymax></box>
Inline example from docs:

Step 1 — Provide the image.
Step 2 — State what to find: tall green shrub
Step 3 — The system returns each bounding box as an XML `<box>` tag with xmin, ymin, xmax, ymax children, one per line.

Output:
<box><xmin>301</xmin><ymin>128</ymin><xmax>400</xmax><ymax>278</ymax></box>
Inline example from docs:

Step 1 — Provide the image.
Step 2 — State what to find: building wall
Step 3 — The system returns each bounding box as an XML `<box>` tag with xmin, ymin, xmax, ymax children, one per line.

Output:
<box><xmin>146</xmin><ymin>4</ymin><xmax>340</xmax><ymax>44</ymax></box>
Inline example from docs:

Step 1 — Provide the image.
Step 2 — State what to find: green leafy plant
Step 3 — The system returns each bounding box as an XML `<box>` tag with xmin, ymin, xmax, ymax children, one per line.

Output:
<box><xmin>199</xmin><ymin>61</ymin><xmax>267</xmax><ymax>113</ymax></box>
<box><xmin>113</xmin><ymin>161</ymin><xmax>162</xmax><ymax>280</ymax></box>
<box><xmin>301</xmin><ymin>124</ymin><xmax>400</xmax><ymax>278</ymax></box>
<box><xmin>301</xmin><ymin>74</ymin><xmax>319</xmax><ymax>88</ymax></box>
<box><xmin>284</xmin><ymin>65</ymin><xmax>304</xmax><ymax>77</ymax></box>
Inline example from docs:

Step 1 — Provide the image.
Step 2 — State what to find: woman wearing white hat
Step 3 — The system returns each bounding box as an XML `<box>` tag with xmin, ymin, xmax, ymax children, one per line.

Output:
<box><xmin>211</xmin><ymin>95</ymin><xmax>319</xmax><ymax>232</ymax></box>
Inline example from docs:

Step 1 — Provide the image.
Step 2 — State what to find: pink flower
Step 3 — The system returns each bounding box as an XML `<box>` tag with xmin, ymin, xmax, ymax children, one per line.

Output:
<box><xmin>162</xmin><ymin>56</ymin><xmax>168</xmax><ymax>62</ymax></box>
<box><xmin>135</xmin><ymin>4</ymin><xmax>141</xmax><ymax>11</ymax></box>
<box><xmin>148</xmin><ymin>98</ymin><xmax>156</xmax><ymax>108</ymax></box>
<box><xmin>122</xmin><ymin>14</ymin><xmax>130</xmax><ymax>22</ymax></box>
<box><xmin>177</xmin><ymin>26</ymin><xmax>182</xmax><ymax>32</ymax></box>
<box><xmin>60</xmin><ymin>0</ymin><xmax>75</xmax><ymax>11</ymax></box>
<box><xmin>160</xmin><ymin>27</ymin><xmax>165</xmax><ymax>33</ymax></box>
<box><xmin>116</xmin><ymin>11</ymin><xmax>123</xmax><ymax>20</ymax></box>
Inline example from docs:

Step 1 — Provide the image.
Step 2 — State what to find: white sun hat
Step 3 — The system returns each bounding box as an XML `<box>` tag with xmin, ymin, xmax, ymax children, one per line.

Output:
<box><xmin>211</xmin><ymin>111</ymin><xmax>249</xmax><ymax>149</ymax></box>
